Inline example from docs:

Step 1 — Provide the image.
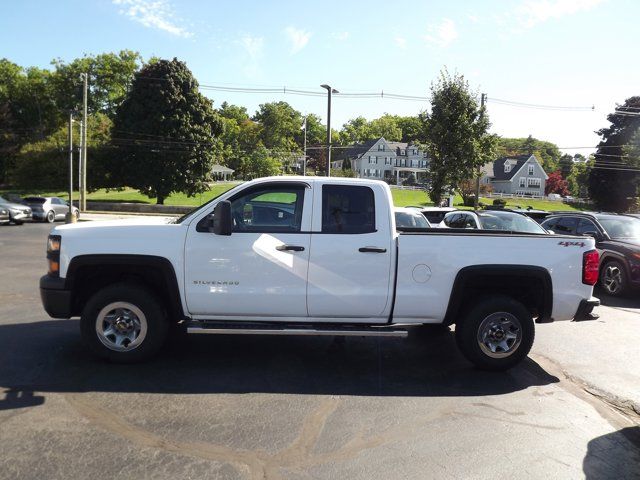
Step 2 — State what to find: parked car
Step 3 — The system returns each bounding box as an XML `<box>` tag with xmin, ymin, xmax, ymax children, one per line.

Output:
<box><xmin>438</xmin><ymin>210</ymin><xmax>549</xmax><ymax>234</ymax></box>
<box><xmin>0</xmin><ymin>195</ymin><xmax>32</xmax><ymax>224</ymax></box>
<box><xmin>541</xmin><ymin>212</ymin><xmax>640</xmax><ymax>296</ymax></box>
<box><xmin>418</xmin><ymin>207</ymin><xmax>457</xmax><ymax>227</ymax></box>
<box><xmin>0</xmin><ymin>207</ymin><xmax>10</xmax><ymax>225</ymax></box>
<box><xmin>394</xmin><ymin>207</ymin><xmax>431</xmax><ymax>229</ymax></box>
<box><xmin>40</xmin><ymin>176</ymin><xmax>598</xmax><ymax>370</ymax></box>
<box><xmin>484</xmin><ymin>206</ymin><xmax>551</xmax><ymax>224</ymax></box>
<box><xmin>23</xmin><ymin>196</ymin><xmax>79</xmax><ymax>223</ymax></box>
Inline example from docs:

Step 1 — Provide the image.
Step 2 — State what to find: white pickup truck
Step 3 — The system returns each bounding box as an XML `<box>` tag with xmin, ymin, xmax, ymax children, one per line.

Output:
<box><xmin>40</xmin><ymin>177</ymin><xmax>600</xmax><ymax>370</ymax></box>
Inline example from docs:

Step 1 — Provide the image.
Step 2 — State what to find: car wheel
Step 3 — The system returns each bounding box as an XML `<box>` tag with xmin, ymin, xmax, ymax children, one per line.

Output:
<box><xmin>46</xmin><ymin>210</ymin><xmax>56</xmax><ymax>223</ymax></box>
<box><xmin>455</xmin><ymin>295</ymin><xmax>534</xmax><ymax>371</ymax></box>
<box><xmin>12</xmin><ymin>219</ymin><xmax>23</xmax><ymax>225</ymax></box>
<box><xmin>600</xmin><ymin>260</ymin><xmax>628</xmax><ymax>297</ymax></box>
<box><xmin>80</xmin><ymin>283</ymin><xmax>169</xmax><ymax>363</ymax></box>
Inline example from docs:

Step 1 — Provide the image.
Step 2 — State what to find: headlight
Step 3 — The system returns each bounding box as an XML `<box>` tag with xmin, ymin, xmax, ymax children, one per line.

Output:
<box><xmin>47</xmin><ymin>235</ymin><xmax>61</xmax><ymax>276</ymax></box>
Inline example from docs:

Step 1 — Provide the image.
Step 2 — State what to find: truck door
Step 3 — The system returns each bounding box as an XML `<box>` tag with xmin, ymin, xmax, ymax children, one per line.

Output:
<box><xmin>306</xmin><ymin>183</ymin><xmax>393</xmax><ymax>320</ymax></box>
<box><xmin>184</xmin><ymin>182</ymin><xmax>312</xmax><ymax>318</ymax></box>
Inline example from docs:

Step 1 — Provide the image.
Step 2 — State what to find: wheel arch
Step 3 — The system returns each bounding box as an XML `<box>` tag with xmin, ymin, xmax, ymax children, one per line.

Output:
<box><xmin>443</xmin><ymin>265</ymin><xmax>553</xmax><ymax>325</ymax></box>
<box><xmin>66</xmin><ymin>254</ymin><xmax>185</xmax><ymax>322</ymax></box>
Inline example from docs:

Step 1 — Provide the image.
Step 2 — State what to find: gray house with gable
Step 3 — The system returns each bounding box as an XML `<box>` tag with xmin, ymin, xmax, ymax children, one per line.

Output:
<box><xmin>331</xmin><ymin>137</ymin><xmax>429</xmax><ymax>183</ymax></box>
<box><xmin>481</xmin><ymin>154</ymin><xmax>548</xmax><ymax>197</ymax></box>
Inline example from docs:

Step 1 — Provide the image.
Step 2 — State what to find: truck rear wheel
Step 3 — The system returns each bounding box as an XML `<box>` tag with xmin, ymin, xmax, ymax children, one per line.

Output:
<box><xmin>455</xmin><ymin>296</ymin><xmax>534</xmax><ymax>371</ymax></box>
<box><xmin>80</xmin><ymin>283</ymin><xmax>168</xmax><ymax>363</ymax></box>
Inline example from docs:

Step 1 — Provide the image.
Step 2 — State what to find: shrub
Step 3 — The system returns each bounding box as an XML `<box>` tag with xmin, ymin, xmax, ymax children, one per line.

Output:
<box><xmin>493</xmin><ymin>198</ymin><xmax>507</xmax><ymax>207</ymax></box>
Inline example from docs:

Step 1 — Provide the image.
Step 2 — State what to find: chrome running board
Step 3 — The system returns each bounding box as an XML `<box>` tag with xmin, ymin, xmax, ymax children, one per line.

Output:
<box><xmin>186</xmin><ymin>322</ymin><xmax>408</xmax><ymax>338</ymax></box>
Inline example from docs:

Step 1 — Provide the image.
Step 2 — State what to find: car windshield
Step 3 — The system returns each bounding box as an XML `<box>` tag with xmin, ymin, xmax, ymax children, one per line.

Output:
<box><xmin>478</xmin><ymin>211</ymin><xmax>547</xmax><ymax>234</ymax></box>
<box><xmin>395</xmin><ymin>211</ymin><xmax>430</xmax><ymax>228</ymax></box>
<box><xmin>597</xmin><ymin>216</ymin><xmax>640</xmax><ymax>239</ymax></box>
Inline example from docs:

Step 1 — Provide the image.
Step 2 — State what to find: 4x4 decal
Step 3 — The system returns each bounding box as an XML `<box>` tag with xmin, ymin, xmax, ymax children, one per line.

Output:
<box><xmin>558</xmin><ymin>241</ymin><xmax>586</xmax><ymax>248</ymax></box>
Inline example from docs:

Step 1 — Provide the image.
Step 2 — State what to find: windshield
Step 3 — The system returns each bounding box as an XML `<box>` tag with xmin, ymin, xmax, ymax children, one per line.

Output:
<box><xmin>479</xmin><ymin>211</ymin><xmax>548</xmax><ymax>234</ymax></box>
<box><xmin>395</xmin><ymin>211</ymin><xmax>430</xmax><ymax>228</ymax></box>
<box><xmin>172</xmin><ymin>183</ymin><xmax>245</xmax><ymax>224</ymax></box>
<box><xmin>598</xmin><ymin>216</ymin><xmax>640</xmax><ymax>239</ymax></box>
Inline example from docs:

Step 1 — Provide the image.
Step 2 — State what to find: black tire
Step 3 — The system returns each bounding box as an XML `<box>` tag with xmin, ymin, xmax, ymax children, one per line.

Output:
<box><xmin>455</xmin><ymin>295</ymin><xmax>534</xmax><ymax>371</ymax></box>
<box><xmin>80</xmin><ymin>283</ymin><xmax>169</xmax><ymax>363</ymax></box>
<box><xmin>600</xmin><ymin>260</ymin><xmax>628</xmax><ymax>297</ymax></box>
<box><xmin>46</xmin><ymin>210</ymin><xmax>55</xmax><ymax>223</ymax></box>
<box><xmin>12</xmin><ymin>219</ymin><xmax>23</xmax><ymax>225</ymax></box>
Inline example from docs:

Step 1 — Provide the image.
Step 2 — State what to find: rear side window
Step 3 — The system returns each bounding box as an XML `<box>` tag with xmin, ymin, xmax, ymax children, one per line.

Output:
<box><xmin>576</xmin><ymin>219</ymin><xmax>598</xmax><ymax>235</ymax></box>
<box><xmin>322</xmin><ymin>185</ymin><xmax>375</xmax><ymax>234</ymax></box>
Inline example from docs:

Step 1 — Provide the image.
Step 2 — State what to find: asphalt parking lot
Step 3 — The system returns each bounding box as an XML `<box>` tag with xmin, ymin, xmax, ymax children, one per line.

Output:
<box><xmin>0</xmin><ymin>222</ymin><xmax>639</xmax><ymax>479</ymax></box>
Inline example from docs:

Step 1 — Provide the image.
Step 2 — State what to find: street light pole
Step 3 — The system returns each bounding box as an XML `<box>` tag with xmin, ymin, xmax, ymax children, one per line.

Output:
<box><xmin>66</xmin><ymin>111</ymin><xmax>75</xmax><ymax>223</ymax></box>
<box><xmin>81</xmin><ymin>72</ymin><xmax>88</xmax><ymax>212</ymax></box>
<box><xmin>320</xmin><ymin>84</ymin><xmax>338</xmax><ymax>177</ymax></box>
<box><xmin>302</xmin><ymin>115</ymin><xmax>307</xmax><ymax>176</ymax></box>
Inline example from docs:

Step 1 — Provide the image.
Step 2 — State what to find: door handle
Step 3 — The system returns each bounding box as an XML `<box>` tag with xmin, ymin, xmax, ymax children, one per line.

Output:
<box><xmin>276</xmin><ymin>244</ymin><xmax>305</xmax><ymax>252</ymax></box>
<box><xmin>359</xmin><ymin>246</ymin><xmax>387</xmax><ymax>253</ymax></box>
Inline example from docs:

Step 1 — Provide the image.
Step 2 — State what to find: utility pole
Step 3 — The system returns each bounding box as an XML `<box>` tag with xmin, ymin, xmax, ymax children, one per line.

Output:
<box><xmin>474</xmin><ymin>93</ymin><xmax>487</xmax><ymax>211</ymax></box>
<box><xmin>78</xmin><ymin>120</ymin><xmax>83</xmax><ymax>201</ymax></box>
<box><xmin>81</xmin><ymin>72</ymin><xmax>88</xmax><ymax>211</ymax></box>
<box><xmin>302</xmin><ymin>115</ymin><xmax>307</xmax><ymax>176</ymax></box>
<box><xmin>66</xmin><ymin>112</ymin><xmax>76</xmax><ymax>223</ymax></box>
<box><xmin>320</xmin><ymin>84</ymin><xmax>338</xmax><ymax>177</ymax></box>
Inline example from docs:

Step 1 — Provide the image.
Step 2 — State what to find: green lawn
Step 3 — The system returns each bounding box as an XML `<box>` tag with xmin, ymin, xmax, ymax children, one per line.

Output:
<box><xmin>2</xmin><ymin>183</ymin><xmax>584</xmax><ymax>212</ymax></box>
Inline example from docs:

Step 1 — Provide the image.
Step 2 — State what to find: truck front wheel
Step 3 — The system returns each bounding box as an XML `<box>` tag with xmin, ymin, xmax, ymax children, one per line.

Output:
<box><xmin>455</xmin><ymin>296</ymin><xmax>534</xmax><ymax>371</ymax></box>
<box><xmin>80</xmin><ymin>283</ymin><xmax>168</xmax><ymax>363</ymax></box>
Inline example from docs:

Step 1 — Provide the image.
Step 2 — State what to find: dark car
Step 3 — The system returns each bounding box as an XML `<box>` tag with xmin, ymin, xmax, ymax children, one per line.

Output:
<box><xmin>541</xmin><ymin>213</ymin><xmax>640</xmax><ymax>296</ymax></box>
<box><xmin>483</xmin><ymin>206</ymin><xmax>551</xmax><ymax>223</ymax></box>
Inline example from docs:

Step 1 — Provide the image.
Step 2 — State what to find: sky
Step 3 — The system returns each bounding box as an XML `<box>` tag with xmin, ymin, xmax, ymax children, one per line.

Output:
<box><xmin>1</xmin><ymin>0</ymin><xmax>638</xmax><ymax>155</ymax></box>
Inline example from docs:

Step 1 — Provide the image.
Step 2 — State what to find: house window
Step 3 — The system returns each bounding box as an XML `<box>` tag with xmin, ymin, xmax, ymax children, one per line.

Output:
<box><xmin>369</xmin><ymin>156</ymin><xmax>376</xmax><ymax>164</ymax></box>
<box><xmin>385</xmin><ymin>157</ymin><xmax>391</xmax><ymax>165</ymax></box>
<box><xmin>378</xmin><ymin>143</ymin><xmax>384</xmax><ymax>151</ymax></box>
<box><xmin>401</xmin><ymin>149</ymin><xmax>405</xmax><ymax>155</ymax></box>
<box><xmin>528</xmin><ymin>165</ymin><xmax>534</xmax><ymax>175</ymax></box>
<box><xmin>504</xmin><ymin>163</ymin><xmax>511</xmax><ymax>173</ymax></box>
<box><xmin>519</xmin><ymin>177</ymin><xmax>526</xmax><ymax>188</ymax></box>
<box><xmin>527</xmin><ymin>178</ymin><xmax>541</xmax><ymax>188</ymax></box>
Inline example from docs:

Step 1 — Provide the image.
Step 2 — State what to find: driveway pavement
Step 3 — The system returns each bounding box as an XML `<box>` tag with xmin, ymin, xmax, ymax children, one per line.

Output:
<box><xmin>0</xmin><ymin>222</ymin><xmax>638</xmax><ymax>480</ymax></box>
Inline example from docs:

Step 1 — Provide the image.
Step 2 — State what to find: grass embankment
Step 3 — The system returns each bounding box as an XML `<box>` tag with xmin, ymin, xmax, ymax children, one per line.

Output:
<box><xmin>2</xmin><ymin>184</ymin><xmax>583</xmax><ymax>212</ymax></box>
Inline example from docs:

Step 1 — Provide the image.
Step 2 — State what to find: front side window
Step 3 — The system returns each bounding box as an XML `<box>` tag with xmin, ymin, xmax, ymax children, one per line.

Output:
<box><xmin>576</xmin><ymin>219</ymin><xmax>599</xmax><ymax>235</ymax></box>
<box><xmin>322</xmin><ymin>185</ymin><xmax>375</xmax><ymax>234</ymax></box>
<box><xmin>229</xmin><ymin>185</ymin><xmax>305</xmax><ymax>232</ymax></box>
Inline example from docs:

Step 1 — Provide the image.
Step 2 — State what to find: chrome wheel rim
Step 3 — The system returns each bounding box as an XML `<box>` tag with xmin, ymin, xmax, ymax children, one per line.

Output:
<box><xmin>603</xmin><ymin>265</ymin><xmax>623</xmax><ymax>295</ymax></box>
<box><xmin>95</xmin><ymin>302</ymin><xmax>147</xmax><ymax>352</ymax></box>
<box><xmin>477</xmin><ymin>312</ymin><xmax>522</xmax><ymax>358</ymax></box>
<box><xmin>47</xmin><ymin>211</ymin><xmax>54</xmax><ymax>222</ymax></box>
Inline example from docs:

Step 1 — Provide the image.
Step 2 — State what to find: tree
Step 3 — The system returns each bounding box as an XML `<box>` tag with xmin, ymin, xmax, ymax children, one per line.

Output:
<box><xmin>340</xmin><ymin>116</ymin><xmax>373</xmax><ymax>144</ymax></box>
<box><xmin>369</xmin><ymin>114</ymin><xmax>402</xmax><ymax>141</ymax></box>
<box><xmin>242</xmin><ymin>146</ymin><xmax>281</xmax><ymax>178</ymax></box>
<box><xmin>545</xmin><ymin>171</ymin><xmax>570</xmax><ymax>196</ymax></box>
<box><xmin>50</xmin><ymin>50</ymin><xmax>142</xmax><ymax>119</ymax></box>
<box><xmin>589</xmin><ymin>96</ymin><xmax>640</xmax><ymax>211</ymax></box>
<box><xmin>112</xmin><ymin>58</ymin><xmax>222</xmax><ymax>204</ymax></box>
<box><xmin>253</xmin><ymin>101</ymin><xmax>302</xmax><ymax>152</ymax></box>
<box><xmin>422</xmin><ymin>70</ymin><xmax>497</xmax><ymax>204</ymax></box>
<box><xmin>559</xmin><ymin>153</ymin><xmax>574</xmax><ymax>179</ymax></box>
<box><xmin>567</xmin><ymin>157</ymin><xmax>593</xmax><ymax>198</ymax></box>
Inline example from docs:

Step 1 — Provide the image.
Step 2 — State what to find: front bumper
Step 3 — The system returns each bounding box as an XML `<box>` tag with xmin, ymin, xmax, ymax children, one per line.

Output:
<box><xmin>573</xmin><ymin>297</ymin><xmax>600</xmax><ymax>321</ymax></box>
<box><xmin>10</xmin><ymin>211</ymin><xmax>32</xmax><ymax>221</ymax></box>
<box><xmin>40</xmin><ymin>275</ymin><xmax>72</xmax><ymax>318</ymax></box>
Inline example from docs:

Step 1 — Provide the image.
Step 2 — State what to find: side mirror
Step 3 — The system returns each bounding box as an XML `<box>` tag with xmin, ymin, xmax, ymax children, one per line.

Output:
<box><xmin>213</xmin><ymin>201</ymin><xmax>232</xmax><ymax>236</ymax></box>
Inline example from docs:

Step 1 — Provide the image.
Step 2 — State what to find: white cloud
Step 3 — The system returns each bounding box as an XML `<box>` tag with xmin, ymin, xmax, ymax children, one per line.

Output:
<box><xmin>394</xmin><ymin>36</ymin><xmax>407</xmax><ymax>49</ymax></box>
<box><xmin>517</xmin><ymin>0</ymin><xmax>606</xmax><ymax>28</ymax></box>
<box><xmin>284</xmin><ymin>26</ymin><xmax>312</xmax><ymax>54</ymax></box>
<box><xmin>240</xmin><ymin>34</ymin><xmax>264</xmax><ymax>59</ymax></box>
<box><xmin>113</xmin><ymin>0</ymin><xmax>192</xmax><ymax>37</ymax></box>
<box><xmin>332</xmin><ymin>31</ymin><xmax>350</xmax><ymax>41</ymax></box>
<box><xmin>424</xmin><ymin>18</ymin><xmax>458</xmax><ymax>48</ymax></box>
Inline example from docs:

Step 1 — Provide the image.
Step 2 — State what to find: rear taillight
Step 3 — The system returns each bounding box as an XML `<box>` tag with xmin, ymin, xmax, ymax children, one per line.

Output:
<box><xmin>582</xmin><ymin>249</ymin><xmax>599</xmax><ymax>285</ymax></box>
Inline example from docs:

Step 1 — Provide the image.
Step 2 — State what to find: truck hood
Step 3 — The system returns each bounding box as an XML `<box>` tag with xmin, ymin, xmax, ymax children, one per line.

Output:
<box><xmin>55</xmin><ymin>217</ymin><xmax>174</xmax><ymax>231</ymax></box>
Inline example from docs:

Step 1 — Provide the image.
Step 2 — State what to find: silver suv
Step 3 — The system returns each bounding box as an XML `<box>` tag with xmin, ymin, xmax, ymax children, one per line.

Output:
<box><xmin>23</xmin><ymin>197</ymin><xmax>79</xmax><ymax>223</ymax></box>
<box><xmin>0</xmin><ymin>196</ymin><xmax>32</xmax><ymax>225</ymax></box>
